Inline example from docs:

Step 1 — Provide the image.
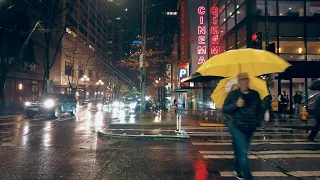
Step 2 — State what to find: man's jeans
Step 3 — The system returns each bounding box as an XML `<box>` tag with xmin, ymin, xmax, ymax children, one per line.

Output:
<box><xmin>228</xmin><ymin>122</ymin><xmax>254</xmax><ymax>180</ymax></box>
<box><xmin>295</xmin><ymin>104</ymin><xmax>302</xmax><ymax>116</ymax></box>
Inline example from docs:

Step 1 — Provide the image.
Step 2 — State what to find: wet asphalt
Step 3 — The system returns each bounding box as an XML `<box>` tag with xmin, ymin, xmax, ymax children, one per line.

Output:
<box><xmin>0</xmin><ymin>108</ymin><xmax>319</xmax><ymax>180</ymax></box>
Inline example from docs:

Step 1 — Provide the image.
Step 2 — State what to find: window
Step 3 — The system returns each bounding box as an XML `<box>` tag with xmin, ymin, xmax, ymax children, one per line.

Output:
<box><xmin>255</xmin><ymin>0</ymin><xmax>277</xmax><ymax>16</ymax></box>
<box><xmin>307</xmin><ymin>37</ymin><xmax>320</xmax><ymax>55</ymax></box>
<box><xmin>278</xmin><ymin>1</ymin><xmax>304</xmax><ymax>17</ymax></box>
<box><xmin>279</xmin><ymin>54</ymin><xmax>306</xmax><ymax>61</ymax></box>
<box><xmin>227</xmin><ymin>0</ymin><xmax>235</xmax><ymax>17</ymax></box>
<box><xmin>227</xmin><ymin>16</ymin><xmax>235</xmax><ymax>31</ymax></box>
<box><xmin>279</xmin><ymin>37</ymin><xmax>305</xmax><ymax>54</ymax></box>
<box><xmin>65</xmin><ymin>61</ymin><xmax>73</xmax><ymax>76</ymax></box>
<box><xmin>220</xmin><ymin>23</ymin><xmax>226</xmax><ymax>37</ymax></box>
<box><xmin>218</xmin><ymin>0</ymin><xmax>226</xmax><ymax>14</ymax></box>
<box><xmin>236</xmin><ymin>4</ymin><xmax>246</xmax><ymax>24</ymax></box>
<box><xmin>257</xmin><ymin>22</ymin><xmax>277</xmax><ymax>37</ymax></box>
<box><xmin>219</xmin><ymin>10</ymin><xmax>227</xmax><ymax>25</ymax></box>
<box><xmin>237</xmin><ymin>25</ymin><xmax>246</xmax><ymax>41</ymax></box>
<box><xmin>236</xmin><ymin>0</ymin><xmax>245</xmax><ymax>7</ymax></box>
<box><xmin>227</xmin><ymin>32</ymin><xmax>236</xmax><ymax>48</ymax></box>
<box><xmin>88</xmin><ymin>70</ymin><xmax>93</xmax><ymax>78</ymax></box>
<box><xmin>306</xmin><ymin>1</ymin><xmax>320</xmax><ymax>16</ymax></box>
<box><xmin>78</xmin><ymin>68</ymin><xmax>84</xmax><ymax>77</ymax></box>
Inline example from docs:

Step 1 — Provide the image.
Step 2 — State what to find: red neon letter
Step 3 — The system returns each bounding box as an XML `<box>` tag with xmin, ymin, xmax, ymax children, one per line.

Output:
<box><xmin>210</xmin><ymin>6</ymin><xmax>218</xmax><ymax>15</ymax></box>
<box><xmin>198</xmin><ymin>36</ymin><xmax>205</xmax><ymax>44</ymax></box>
<box><xmin>210</xmin><ymin>27</ymin><xmax>219</xmax><ymax>35</ymax></box>
<box><xmin>212</xmin><ymin>17</ymin><xmax>218</xmax><ymax>25</ymax></box>
<box><xmin>198</xmin><ymin>26</ymin><xmax>206</xmax><ymax>34</ymax></box>
<box><xmin>197</xmin><ymin>46</ymin><xmax>207</xmax><ymax>54</ymax></box>
<box><xmin>211</xmin><ymin>36</ymin><xmax>219</xmax><ymax>45</ymax></box>
<box><xmin>198</xmin><ymin>56</ymin><xmax>206</xmax><ymax>64</ymax></box>
<box><xmin>200</xmin><ymin>16</ymin><xmax>204</xmax><ymax>25</ymax></box>
<box><xmin>198</xmin><ymin>6</ymin><xmax>206</xmax><ymax>15</ymax></box>
<box><xmin>211</xmin><ymin>46</ymin><xmax>220</xmax><ymax>55</ymax></box>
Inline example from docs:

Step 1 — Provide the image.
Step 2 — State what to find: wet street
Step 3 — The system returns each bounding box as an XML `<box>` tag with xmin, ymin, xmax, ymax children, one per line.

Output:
<box><xmin>0</xmin><ymin>108</ymin><xmax>319</xmax><ymax>180</ymax></box>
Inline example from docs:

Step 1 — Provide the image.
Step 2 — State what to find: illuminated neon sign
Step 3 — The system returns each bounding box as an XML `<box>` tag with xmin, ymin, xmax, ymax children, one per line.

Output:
<box><xmin>197</xmin><ymin>6</ymin><xmax>207</xmax><ymax>65</ymax></box>
<box><xmin>210</xmin><ymin>6</ymin><xmax>220</xmax><ymax>57</ymax></box>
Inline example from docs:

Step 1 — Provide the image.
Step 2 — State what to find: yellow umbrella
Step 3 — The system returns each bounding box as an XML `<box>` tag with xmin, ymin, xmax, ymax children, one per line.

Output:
<box><xmin>197</xmin><ymin>48</ymin><xmax>291</xmax><ymax>77</ymax></box>
<box><xmin>211</xmin><ymin>76</ymin><xmax>269</xmax><ymax>108</ymax></box>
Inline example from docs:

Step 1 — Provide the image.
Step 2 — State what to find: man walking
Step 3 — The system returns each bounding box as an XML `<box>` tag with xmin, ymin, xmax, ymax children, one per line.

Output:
<box><xmin>293</xmin><ymin>91</ymin><xmax>303</xmax><ymax>117</ymax></box>
<box><xmin>223</xmin><ymin>73</ymin><xmax>263</xmax><ymax>180</ymax></box>
<box><xmin>308</xmin><ymin>96</ymin><xmax>320</xmax><ymax>141</ymax></box>
<box><xmin>278</xmin><ymin>90</ymin><xmax>289</xmax><ymax>117</ymax></box>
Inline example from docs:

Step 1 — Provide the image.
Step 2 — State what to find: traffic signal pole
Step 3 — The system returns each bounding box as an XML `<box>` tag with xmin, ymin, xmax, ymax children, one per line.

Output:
<box><xmin>140</xmin><ymin>0</ymin><xmax>147</xmax><ymax>118</ymax></box>
<box><xmin>265</xmin><ymin>0</ymin><xmax>269</xmax><ymax>47</ymax></box>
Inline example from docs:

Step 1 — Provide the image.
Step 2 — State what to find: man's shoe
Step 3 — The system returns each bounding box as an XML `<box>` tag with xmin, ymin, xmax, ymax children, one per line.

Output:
<box><xmin>234</xmin><ymin>171</ymin><xmax>245</xmax><ymax>180</ymax></box>
<box><xmin>308</xmin><ymin>136</ymin><xmax>315</xmax><ymax>142</ymax></box>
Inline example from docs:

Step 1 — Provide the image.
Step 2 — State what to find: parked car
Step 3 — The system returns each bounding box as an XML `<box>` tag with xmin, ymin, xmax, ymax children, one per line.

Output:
<box><xmin>25</xmin><ymin>93</ymin><xmax>77</xmax><ymax>119</ymax></box>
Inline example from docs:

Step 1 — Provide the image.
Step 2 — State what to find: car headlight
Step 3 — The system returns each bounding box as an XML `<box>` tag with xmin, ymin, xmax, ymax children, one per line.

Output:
<box><xmin>129</xmin><ymin>103</ymin><xmax>136</xmax><ymax>109</ymax></box>
<box><xmin>25</xmin><ymin>102</ymin><xmax>31</xmax><ymax>106</ymax></box>
<box><xmin>44</xmin><ymin>99</ymin><xmax>55</xmax><ymax>109</ymax></box>
<box><xmin>97</xmin><ymin>103</ymin><xmax>102</xmax><ymax>108</ymax></box>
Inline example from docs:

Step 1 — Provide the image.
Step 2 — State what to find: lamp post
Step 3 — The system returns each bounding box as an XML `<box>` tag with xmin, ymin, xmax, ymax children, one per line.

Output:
<box><xmin>95</xmin><ymin>80</ymin><xmax>104</xmax><ymax>100</ymax></box>
<box><xmin>80</xmin><ymin>75</ymin><xmax>90</xmax><ymax>100</ymax></box>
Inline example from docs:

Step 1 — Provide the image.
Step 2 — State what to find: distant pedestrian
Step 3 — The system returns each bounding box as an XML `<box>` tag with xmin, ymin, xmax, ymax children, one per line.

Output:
<box><xmin>293</xmin><ymin>91</ymin><xmax>303</xmax><ymax>117</ymax></box>
<box><xmin>223</xmin><ymin>72</ymin><xmax>263</xmax><ymax>180</ymax></box>
<box><xmin>173</xmin><ymin>99</ymin><xmax>177</xmax><ymax>114</ymax></box>
<box><xmin>308</xmin><ymin>96</ymin><xmax>320</xmax><ymax>141</ymax></box>
<box><xmin>278</xmin><ymin>90</ymin><xmax>289</xmax><ymax>117</ymax></box>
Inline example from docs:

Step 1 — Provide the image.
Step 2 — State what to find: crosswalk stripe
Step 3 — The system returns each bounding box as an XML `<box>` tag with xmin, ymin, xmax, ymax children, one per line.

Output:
<box><xmin>221</xmin><ymin>171</ymin><xmax>320</xmax><ymax>177</ymax></box>
<box><xmin>205</xmin><ymin>139</ymin><xmax>314</xmax><ymax>142</ymax></box>
<box><xmin>189</xmin><ymin>133</ymin><xmax>308</xmax><ymax>137</ymax></box>
<box><xmin>220</xmin><ymin>171</ymin><xmax>287</xmax><ymax>177</ymax></box>
<box><xmin>203</xmin><ymin>154</ymin><xmax>320</xmax><ymax>159</ymax></box>
<box><xmin>193</xmin><ymin>141</ymin><xmax>318</xmax><ymax>145</ymax></box>
<box><xmin>199</xmin><ymin>150</ymin><xmax>320</xmax><ymax>155</ymax></box>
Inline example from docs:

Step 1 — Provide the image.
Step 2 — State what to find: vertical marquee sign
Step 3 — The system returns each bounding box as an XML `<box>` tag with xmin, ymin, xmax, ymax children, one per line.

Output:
<box><xmin>188</xmin><ymin>0</ymin><xmax>209</xmax><ymax>74</ymax></box>
<box><xmin>209</xmin><ymin>5</ymin><xmax>220</xmax><ymax>57</ymax></box>
<box><xmin>179</xmin><ymin>0</ymin><xmax>187</xmax><ymax>64</ymax></box>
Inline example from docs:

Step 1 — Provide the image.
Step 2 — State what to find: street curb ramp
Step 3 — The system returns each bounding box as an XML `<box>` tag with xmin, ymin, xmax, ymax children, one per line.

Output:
<box><xmin>97</xmin><ymin>130</ymin><xmax>190</xmax><ymax>141</ymax></box>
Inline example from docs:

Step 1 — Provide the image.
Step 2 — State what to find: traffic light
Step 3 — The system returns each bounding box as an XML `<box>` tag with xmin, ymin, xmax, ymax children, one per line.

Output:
<box><xmin>252</xmin><ymin>31</ymin><xmax>262</xmax><ymax>49</ymax></box>
<box><xmin>266</xmin><ymin>42</ymin><xmax>276</xmax><ymax>54</ymax></box>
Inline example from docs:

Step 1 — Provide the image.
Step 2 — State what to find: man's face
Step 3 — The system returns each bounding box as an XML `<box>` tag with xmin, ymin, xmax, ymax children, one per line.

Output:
<box><xmin>283</xmin><ymin>91</ymin><xmax>286</xmax><ymax>95</ymax></box>
<box><xmin>238</xmin><ymin>76</ymin><xmax>250</xmax><ymax>89</ymax></box>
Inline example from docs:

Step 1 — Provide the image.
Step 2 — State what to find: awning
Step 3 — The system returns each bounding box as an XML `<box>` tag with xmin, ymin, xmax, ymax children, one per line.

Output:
<box><xmin>181</xmin><ymin>72</ymin><xmax>222</xmax><ymax>82</ymax></box>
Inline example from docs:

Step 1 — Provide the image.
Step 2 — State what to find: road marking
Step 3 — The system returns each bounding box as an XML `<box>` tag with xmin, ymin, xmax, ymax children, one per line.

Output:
<box><xmin>220</xmin><ymin>171</ymin><xmax>287</xmax><ymax>177</ymax></box>
<box><xmin>0</xmin><ymin>115</ymin><xmax>21</xmax><ymax>119</ymax></box>
<box><xmin>193</xmin><ymin>141</ymin><xmax>318</xmax><ymax>145</ymax></box>
<box><xmin>199</xmin><ymin>123</ymin><xmax>225</xmax><ymax>127</ymax></box>
<box><xmin>289</xmin><ymin>171</ymin><xmax>320</xmax><ymax>177</ymax></box>
<box><xmin>206</xmin><ymin>139</ymin><xmax>315</xmax><ymax>142</ymax></box>
<box><xmin>203</xmin><ymin>154</ymin><xmax>320</xmax><ymax>159</ymax></box>
<box><xmin>189</xmin><ymin>133</ymin><xmax>309</xmax><ymax>137</ymax></box>
<box><xmin>200</xmin><ymin>150</ymin><xmax>320</xmax><ymax>155</ymax></box>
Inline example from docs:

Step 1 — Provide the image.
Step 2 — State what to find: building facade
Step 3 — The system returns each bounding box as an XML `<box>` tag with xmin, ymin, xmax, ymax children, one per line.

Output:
<box><xmin>178</xmin><ymin>0</ymin><xmax>320</xmax><ymax>110</ymax></box>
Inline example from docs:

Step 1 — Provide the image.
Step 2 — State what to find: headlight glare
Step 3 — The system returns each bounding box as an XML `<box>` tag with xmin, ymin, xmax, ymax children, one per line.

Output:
<box><xmin>44</xmin><ymin>99</ymin><xmax>55</xmax><ymax>108</ymax></box>
<box><xmin>25</xmin><ymin>102</ymin><xmax>31</xmax><ymax>106</ymax></box>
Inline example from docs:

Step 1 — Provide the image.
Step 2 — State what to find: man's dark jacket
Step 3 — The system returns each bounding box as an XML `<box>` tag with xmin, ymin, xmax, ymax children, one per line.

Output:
<box><xmin>223</xmin><ymin>89</ymin><xmax>263</xmax><ymax>131</ymax></box>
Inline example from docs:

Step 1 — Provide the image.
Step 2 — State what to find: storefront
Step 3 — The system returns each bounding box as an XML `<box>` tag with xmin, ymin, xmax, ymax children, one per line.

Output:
<box><xmin>179</xmin><ymin>0</ymin><xmax>320</xmax><ymax>110</ymax></box>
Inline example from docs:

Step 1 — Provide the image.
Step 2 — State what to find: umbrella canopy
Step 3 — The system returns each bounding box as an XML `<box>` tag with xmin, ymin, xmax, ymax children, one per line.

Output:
<box><xmin>309</xmin><ymin>79</ymin><xmax>320</xmax><ymax>91</ymax></box>
<box><xmin>211</xmin><ymin>76</ymin><xmax>269</xmax><ymax>108</ymax></box>
<box><xmin>197</xmin><ymin>48</ymin><xmax>291</xmax><ymax>77</ymax></box>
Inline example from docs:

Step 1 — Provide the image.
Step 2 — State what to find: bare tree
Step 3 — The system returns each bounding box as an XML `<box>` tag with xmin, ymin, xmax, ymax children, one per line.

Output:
<box><xmin>37</xmin><ymin>0</ymin><xmax>77</xmax><ymax>93</ymax></box>
<box><xmin>61</xmin><ymin>35</ymin><xmax>96</xmax><ymax>95</ymax></box>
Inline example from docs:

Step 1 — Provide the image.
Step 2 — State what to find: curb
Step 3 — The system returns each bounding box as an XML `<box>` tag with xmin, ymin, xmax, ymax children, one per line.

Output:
<box><xmin>97</xmin><ymin>130</ymin><xmax>190</xmax><ymax>141</ymax></box>
<box><xmin>108</xmin><ymin>123</ymin><xmax>177</xmax><ymax>129</ymax></box>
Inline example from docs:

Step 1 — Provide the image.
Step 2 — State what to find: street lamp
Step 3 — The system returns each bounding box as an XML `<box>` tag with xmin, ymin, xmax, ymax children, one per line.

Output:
<box><xmin>95</xmin><ymin>80</ymin><xmax>104</xmax><ymax>100</ymax></box>
<box><xmin>80</xmin><ymin>75</ymin><xmax>90</xmax><ymax>100</ymax></box>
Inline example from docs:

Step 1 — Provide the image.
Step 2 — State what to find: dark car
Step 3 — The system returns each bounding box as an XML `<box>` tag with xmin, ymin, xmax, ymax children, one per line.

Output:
<box><xmin>25</xmin><ymin>93</ymin><xmax>77</xmax><ymax>119</ymax></box>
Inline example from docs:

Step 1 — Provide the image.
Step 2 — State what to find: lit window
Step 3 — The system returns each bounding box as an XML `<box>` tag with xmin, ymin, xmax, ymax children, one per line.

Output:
<box><xmin>18</xmin><ymin>83</ymin><xmax>23</xmax><ymax>90</ymax></box>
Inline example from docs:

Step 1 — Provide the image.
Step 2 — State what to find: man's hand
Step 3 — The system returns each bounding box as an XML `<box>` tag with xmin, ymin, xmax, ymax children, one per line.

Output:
<box><xmin>236</xmin><ymin>98</ymin><xmax>245</xmax><ymax>107</ymax></box>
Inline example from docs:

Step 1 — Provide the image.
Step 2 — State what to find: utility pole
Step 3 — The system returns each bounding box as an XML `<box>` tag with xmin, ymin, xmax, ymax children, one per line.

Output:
<box><xmin>265</xmin><ymin>0</ymin><xmax>269</xmax><ymax>48</ymax></box>
<box><xmin>140</xmin><ymin>0</ymin><xmax>147</xmax><ymax>117</ymax></box>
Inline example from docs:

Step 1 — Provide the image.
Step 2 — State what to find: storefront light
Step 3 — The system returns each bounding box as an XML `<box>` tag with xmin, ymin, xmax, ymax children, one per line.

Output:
<box><xmin>278</xmin><ymin>48</ymin><xmax>282</xmax><ymax>53</ymax></box>
<box><xmin>298</xmin><ymin>48</ymin><xmax>302</xmax><ymax>54</ymax></box>
<box><xmin>18</xmin><ymin>83</ymin><xmax>23</xmax><ymax>90</ymax></box>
